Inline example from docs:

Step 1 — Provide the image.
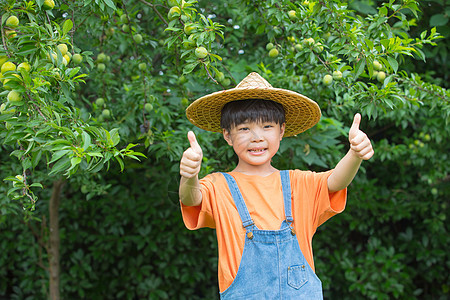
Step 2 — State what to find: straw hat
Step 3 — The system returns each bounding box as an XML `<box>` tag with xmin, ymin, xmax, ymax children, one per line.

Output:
<box><xmin>186</xmin><ymin>72</ymin><xmax>321</xmax><ymax>137</ymax></box>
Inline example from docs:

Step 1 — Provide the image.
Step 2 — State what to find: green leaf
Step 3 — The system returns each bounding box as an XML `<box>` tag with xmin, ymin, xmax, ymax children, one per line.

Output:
<box><xmin>115</xmin><ymin>156</ymin><xmax>124</xmax><ymax>172</ymax></box>
<box><xmin>49</xmin><ymin>150</ymin><xmax>71</xmax><ymax>164</ymax></box>
<box><xmin>49</xmin><ymin>156</ymin><xmax>71</xmax><ymax>175</ymax></box>
<box><xmin>103</xmin><ymin>0</ymin><xmax>117</xmax><ymax>10</ymax></box>
<box><xmin>30</xmin><ymin>183</ymin><xmax>43</xmax><ymax>189</ymax></box>
<box><xmin>109</xmin><ymin>128</ymin><xmax>120</xmax><ymax>147</ymax></box>
<box><xmin>82</xmin><ymin>131</ymin><xmax>91</xmax><ymax>150</ymax></box>
<box><xmin>62</xmin><ymin>19</ymin><xmax>73</xmax><ymax>35</ymax></box>
<box><xmin>31</xmin><ymin>150</ymin><xmax>43</xmax><ymax>168</ymax></box>
<box><xmin>387</xmin><ymin>56</ymin><xmax>398</xmax><ymax>73</ymax></box>
<box><xmin>354</xmin><ymin>58</ymin><xmax>366</xmax><ymax>79</ymax></box>
<box><xmin>429</xmin><ymin>14</ymin><xmax>448</xmax><ymax>27</ymax></box>
<box><xmin>183</xmin><ymin>62</ymin><xmax>200</xmax><ymax>74</ymax></box>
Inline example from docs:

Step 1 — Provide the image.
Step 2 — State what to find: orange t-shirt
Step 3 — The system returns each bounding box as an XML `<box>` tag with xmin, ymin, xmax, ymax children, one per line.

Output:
<box><xmin>180</xmin><ymin>170</ymin><xmax>347</xmax><ymax>293</ymax></box>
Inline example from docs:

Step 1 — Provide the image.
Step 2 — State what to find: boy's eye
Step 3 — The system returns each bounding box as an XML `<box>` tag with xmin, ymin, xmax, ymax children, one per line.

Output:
<box><xmin>239</xmin><ymin>127</ymin><xmax>249</xmax><ymax>131</ymax></box>
<box><xmin>264</xmin><ymin>124</ymin><xmax>273</xmax><ymax>128</ymax></box>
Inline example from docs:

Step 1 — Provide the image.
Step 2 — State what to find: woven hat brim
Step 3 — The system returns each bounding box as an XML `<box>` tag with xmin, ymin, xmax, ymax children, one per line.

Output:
<box><xmin>186</xmin><ymin>87</ymin><xmax>321</xmax><ymax>137</ymax></box>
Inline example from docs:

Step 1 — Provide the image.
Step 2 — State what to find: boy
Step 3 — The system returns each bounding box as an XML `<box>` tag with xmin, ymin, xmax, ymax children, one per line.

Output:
<box><xmin>179</xmin><ymin>72</ymin><xmax>374</xmax><ymax>299</ymax></box>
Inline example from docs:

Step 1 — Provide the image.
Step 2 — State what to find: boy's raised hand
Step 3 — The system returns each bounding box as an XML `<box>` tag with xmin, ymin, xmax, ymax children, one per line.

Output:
<box><xmin>180</xmin><ymin>131</ymin><xmax>203</xmax><ymax>178</ymax></box>
<box><xmin>348</xmin><ymin>113</ymin><xmax>374</xmax><ymax>160</ymax></box>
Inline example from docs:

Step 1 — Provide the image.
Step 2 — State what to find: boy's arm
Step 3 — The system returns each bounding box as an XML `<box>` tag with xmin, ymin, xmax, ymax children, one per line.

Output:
<box><xmin>328</xmin><ymin>113</ymin><xmax>374</xmax><ymax>193</ymax></box>
<box><xmin>179</xmin><ymin>131</ymin><xmax>203</xmax><ymax>206</ymax></box>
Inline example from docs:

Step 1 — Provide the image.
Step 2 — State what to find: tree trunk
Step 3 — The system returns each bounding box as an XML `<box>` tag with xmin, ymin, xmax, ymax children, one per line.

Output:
<box><xmin>49</xmin><ymin>180</ymin><xmax>65</xmax><ymax>300</ymax></box>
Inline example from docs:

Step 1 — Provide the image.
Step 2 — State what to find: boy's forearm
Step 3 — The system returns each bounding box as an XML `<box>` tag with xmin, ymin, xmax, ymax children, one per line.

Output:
<box><xmin>327</xmin><ymin>149</ymin><xmax>362</xmax><ymax>193</ymax></box>
<box><xmin>179</xmin><ymin>176</ymin><xmax>203</xmax><ymax>206</ymax></box>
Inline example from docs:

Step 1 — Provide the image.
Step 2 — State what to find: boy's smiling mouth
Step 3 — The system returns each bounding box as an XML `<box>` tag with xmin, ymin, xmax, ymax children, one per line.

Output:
<box><xmin>248</xmin><ymin>147</ymin><xmax>267</xmax><ymax>154</ymax></box>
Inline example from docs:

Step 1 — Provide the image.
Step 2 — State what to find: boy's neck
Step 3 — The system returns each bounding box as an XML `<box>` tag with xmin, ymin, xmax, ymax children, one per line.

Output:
<box><xmin>232</xmin><ymin>163</ymin><xmax>278</xmax><ymax>177</ymax></box>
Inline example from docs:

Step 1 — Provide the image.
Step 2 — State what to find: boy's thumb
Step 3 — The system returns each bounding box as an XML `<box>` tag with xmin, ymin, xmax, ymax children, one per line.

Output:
<box><xmin>188</xmin><ymin>131</ymin><xmax>202</xmax><ymax>153</ymax></box>
<box><xmin>350</xmin><ymin>113</ymin><xmax>361</xmax><ymax>134</ymax></box>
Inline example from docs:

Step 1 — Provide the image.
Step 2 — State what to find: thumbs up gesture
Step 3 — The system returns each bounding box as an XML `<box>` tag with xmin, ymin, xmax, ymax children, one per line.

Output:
<box><xmin>348</xmin><ymin>113</ymin><xmax>374</xmax><ymax>160</ymax></box>
<box><xmin>180</xmin><ymin>131</ymin><xmax>203</xmax><ymax>178</ymax></box>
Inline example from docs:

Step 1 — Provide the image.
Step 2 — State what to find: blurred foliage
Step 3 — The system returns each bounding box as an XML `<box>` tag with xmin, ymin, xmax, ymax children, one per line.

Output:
<box><xmin>0</xmin><ymin>0</ymin><xmax>449</xmax><ymax>299</ymax></box>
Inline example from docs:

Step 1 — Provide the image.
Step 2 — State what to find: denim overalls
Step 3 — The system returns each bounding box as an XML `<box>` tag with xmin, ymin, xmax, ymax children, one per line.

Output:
<box><xmin>220</xmin><ymin>171</ymin><xmax>323</xmax><ymax>299</ymax></box>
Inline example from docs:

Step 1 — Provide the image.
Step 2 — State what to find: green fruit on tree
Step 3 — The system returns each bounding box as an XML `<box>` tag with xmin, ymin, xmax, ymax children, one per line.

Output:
<box><xmin>97</xmin><ymin>53</ymin><xmax>107</xmax><ymax>63</ymax></box>
<box><xmin>313</xmin><ymin>42</ymin><xmax>324</xmax><ymax>53</ymax></box>
<box><xmin>95</xmin><ymin>98</ymin><xmax>105</xmax><ymax>106</ymax></box>
<box><xmin>184</xmin><ymin>24</ymin><xmax>196</xmax><ymax>35</ymax></box>
<box><xmin>97</xmin><ymin>63</ymin><xmax>106</xmax><ymax>72</ymax></box>
<box><xmin>376</xmin><ymin>71</ymin><xmax>386</xmax><ymax>82</ymax></box>
<box><xmin>332</xmin><ymin>70</ymin><xmax>342</xmax><ymax>80</ymax></box>
<box><xmin>222</xmin><ymin>78</ymin><xmax>231</xmax><ymax>86</ymax></box>
<box><xmin>57</xmin><ymin>44</ymin><xmax>68</xmax><ymax>55</ymax></box>
<box><xmin>268</xmin><ymin>48</ymin><xmax>279</xmax><ymax>58</ymax></box>
<box><xmin>63</xmin><ymin>54</ymin><xmax>71</xmax><ymax>65</ymax></box>
<box><xmin>81</xmin><ymin>185</ymin><xmax>89</xmax><ymax>194</ymax></box>
<box><xmin>106</xmin><ymin>27</ymin><xmax>115</xmax><ymax>36</ymax></box>
<box><xmin>43</xmin><ymin>0</ymin><xmax>55</xmax><ymax>10</ymax></box>
<box><xmin>373</xmin><ymin>60</ymin><xmax>383</xmax><ymax>71</ymax></box>
<box><xmin>47</xmin><ymin>52</ymin><xmax>57</xmax><ymax>62</ymax></box>
<box><xmin>183</xmin><ymin>35</ymin><xmax>196</xmax><ymax>49</ymax></box>
<box><xmin>122</xmin><ymin>24</ymin><xmax>130</xmax><ymax>32</ymax></box>
<box><xmin>5</xmin><ymin>29</ymin><xmax>17</xmax><ymax>39</ymax></box>
<box><xmin>178</xmin><ymin>75</ymin><xmax>188</xmax><ymax>84</ymax></box>
<box><xmin>102</xmin><ymin>109</ymin><xmax>111</xmax><ymax>119</ymax></box>
<box><xmin>167</xmin><ymin>0</ymin><xmax>178</xmax><ymax>6</ymax></box>
<box><xmin>7</xmin><ymin>90</ymin><xmax>21</xmax><ymax>102</ymax></box>
<box><xmin>6</xmin><ymin>16</ymin><xmax>19</xmax><ymax>28</ymax></box>
<box><xmin>0</xmin><ymin>56</ymin><xmax>8</xmax><ymax>66</ymax></box>
<box><xmin>17</xmin><ymin>62</ymin><xmax>31</xmax><ymax>72</ymax></box>
<box><xmin>168</xmin><ymin>6</ymin><xmax>181</xmax><ymax>20</ymax></box>
<box><xmin>195</xmin><ymin>46</ymin><xmax>208</xmax><ymax>59</ymax></box>
<box><xmin>0</xmin><ymin>104</ymin><xmax>14</xmax><ymax>115</ymax></box>
<box><xmin>303</xmin><ymin>37</ymin><xmax>315</xmax><ymax>46</ymax></box>
<box><xmin>138</xmin><ymin>63</ymin><xmax>147</xmax><ymax>71</ymax></box>
<box><xmin>120</xmin><ymin>14</ymin><xmax>129</xmax><ymax>24</ymax></box>
<box><xmin>372</xmin><ymin>70</ymin><xmax>379</xmax><ymax>79</ymax></box>
<box><xmin>72</xmin><ymin>53</ymin><xmax>83</xmax><ymax>64</ymax></box>
<box><xmin>1</xmin><ymin>61</ymin><xmax>16</xmax><ymax>74</ymax></box>
<box><xmin>266</xmin><ymin>43</ymin><xmax>274</xmax><ymax>50</ymax></box>
<box><xmin>288</xmin><ymin>10</ymin><xmax>297</xmax><ymax>20</ymax></box>
<box><xmin>216</xmin><ymin>71</ymin><xmax>225</xmax><ymax>82</ymax></box>
<box><xmin>295</xmin><ymin>44</ymin><xmax>303</xmax><ymax>51</ymax></box>
<box><xmin>144</xmin><ymin>103</ymin><xmax>153</xmax><ymax>113</ymax></box>
<box><xmin>322</xmin><ymin>74</ymin><xmax>333</xmax><ymax>86</ymax></box>
<box><xmin>133</xmin><ymin>34</ymin><xmax>143</xmax><ymax>44</ymax></box>
<box><xmin>181</xmin><ymin>97</ymin><xmax>189</xmax><ymax>106</ymax></box>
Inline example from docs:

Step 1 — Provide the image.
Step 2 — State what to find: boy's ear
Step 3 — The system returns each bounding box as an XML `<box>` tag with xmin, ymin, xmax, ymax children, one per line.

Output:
<box><xmin>223</xmin><ymin>128</ymin><xmax>233</xmax><ymax>146</ymax></box>
<box><xmin>280</xmin><ymin>123</ymin><xmax>286</xmax><ymax>139</ymax></box>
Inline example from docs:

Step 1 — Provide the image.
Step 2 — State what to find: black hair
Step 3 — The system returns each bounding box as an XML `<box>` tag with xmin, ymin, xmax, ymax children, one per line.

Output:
<box><xmin>220</xmin><ymin>99</ymin><xmax>286</xmax><ymax>132</ymax></box>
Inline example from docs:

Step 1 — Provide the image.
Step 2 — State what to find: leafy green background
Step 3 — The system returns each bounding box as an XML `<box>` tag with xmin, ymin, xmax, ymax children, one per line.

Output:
<box><xmin>0</xmin><ymin>0</ymin><xmax>448</xmax><ymax>299</ymax></box>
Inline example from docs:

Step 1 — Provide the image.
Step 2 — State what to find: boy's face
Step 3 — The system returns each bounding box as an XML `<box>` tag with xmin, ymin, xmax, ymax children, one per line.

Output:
<box><xmin>223</xmin><ymin>121</ymin><xmax>285</xmax><ymax>173</ymax></box>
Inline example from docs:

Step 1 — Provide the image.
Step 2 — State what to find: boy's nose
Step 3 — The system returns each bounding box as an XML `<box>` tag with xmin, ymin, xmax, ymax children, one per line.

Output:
<box><xmin>250</xmin><ymin>129</ymin><xmax>264</xmax><ymax>142</ymax></box>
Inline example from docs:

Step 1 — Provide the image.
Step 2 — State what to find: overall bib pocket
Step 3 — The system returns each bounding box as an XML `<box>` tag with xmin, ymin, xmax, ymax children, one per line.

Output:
<box><xmin>287</xmin><ymin>265</ymin><xmax>308</xmax><ymax>289</ymax></box>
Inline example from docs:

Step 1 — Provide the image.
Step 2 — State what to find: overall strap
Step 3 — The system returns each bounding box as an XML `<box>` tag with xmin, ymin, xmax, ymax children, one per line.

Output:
<box><xmin>221</xmin><ymin>173</ymin><xmax>255</xmax><ymax>228</ymax></box>
<box><xmin>280</xmin><ymin>170</ymin><xmax>293</xmax><ymax>223</ymax></box>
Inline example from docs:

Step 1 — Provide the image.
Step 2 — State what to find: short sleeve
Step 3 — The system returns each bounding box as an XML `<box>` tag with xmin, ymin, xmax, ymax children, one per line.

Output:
<box><xmin>290</xmin><ymin>169</ymin><xmax>347</xmax><ymax>229</ymax></box>
<box><xmin>180</xmin><ymin>173</ymin><xmax>217</xmax><ymax>230</ymax></box>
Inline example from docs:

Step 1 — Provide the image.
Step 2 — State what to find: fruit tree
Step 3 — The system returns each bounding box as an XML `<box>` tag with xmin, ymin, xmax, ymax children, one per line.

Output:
<box><xmin>0</xmin><ymin>0</ymin><xmax>448</xmax><ymax>299</ymax></box>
